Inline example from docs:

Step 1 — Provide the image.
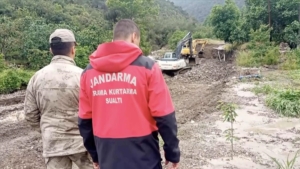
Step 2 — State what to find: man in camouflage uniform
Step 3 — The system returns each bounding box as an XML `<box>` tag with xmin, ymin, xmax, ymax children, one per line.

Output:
<box><xmin>24</xmin><ymin>29</ymin><xmax>93</xmax><ymax>169</ymax></box>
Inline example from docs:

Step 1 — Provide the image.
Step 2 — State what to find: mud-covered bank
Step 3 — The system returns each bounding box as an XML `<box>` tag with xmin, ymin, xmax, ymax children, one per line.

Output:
<box><xmin>200</xmin><ymin>83</ymin><xmax>300</xmax><ymax>169</ymax></box>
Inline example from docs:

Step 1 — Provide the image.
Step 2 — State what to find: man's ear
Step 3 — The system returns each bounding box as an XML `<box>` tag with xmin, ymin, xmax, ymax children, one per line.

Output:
<box><xmin>131</xmin><ymin>33</ymin><xmax>137</xmax><ymax>43</ymax></box>
<box><xmin>49</xmin><ymin>48</ymin><xmax>53</xmax><ymax>55</ymax></box>
<box><xmin>71</xmin><ymin>46</ymin><xmax>76</xmax><ymax>55</ymax></box>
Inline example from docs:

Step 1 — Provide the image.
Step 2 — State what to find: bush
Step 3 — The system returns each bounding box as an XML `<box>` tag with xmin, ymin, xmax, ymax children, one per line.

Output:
<box><xmin>0</xmin><ymin>53</ymin><xmax>6</xmax><ymax>71</ymax></box>
<box><xmin>0</xmin><ymin>69</ymin><xmax>35</xmax><ymax>94</ymax></box>
<box><xmin>236</xmin><ymin>25</ymin><xmax>281</xmax><ymax>67</ymax></box>
<box><xmin>27</xmin><ymin>49</ymin><xmax>51</xmax><ymax>70</ymax></box>
<box><xmin>168</xmin><ymin>30</ymin><xmax>188</xmax><ymax>50</ymax></box>
<box><xmin>193</xmin><ymin>26</ymin><xmax>215</xmax><ymax>39</ymax></box>
<box><xmin>266</xmin><ymin>89</ymin><xmax>300</xmax><ymax>117</ymax></box>
<box><xmin>263</xmin><ymin>46</ymin><xmax>280</xmax><ymax>65</ymax></box>
<box><xmin>252</xmin><ymin>84</ymin><xmax>275</xmax><ymax>95</ymax></box>
<box><xmin>253</xmin><ymin>84</ymin><xmax>300</xmax><ymax>117</ymax></box>
<box><xmin>75</xmin><ymin>46</ymin><xmax>92</xmax><ymax>69</ymax></box>
<box><xmin>236</xmin><ymin>50</ymin><xmax>257</xmax><ymax>67</ymax></box>
<box><xmin>236</xmin><ymin>46</ymin><xmax>280</xmax><ymax>67</ymax></box>
<box><xmin>280</xmin><ymin>48</ymin><xmax>300</xmax><ymax>70</ymax></box>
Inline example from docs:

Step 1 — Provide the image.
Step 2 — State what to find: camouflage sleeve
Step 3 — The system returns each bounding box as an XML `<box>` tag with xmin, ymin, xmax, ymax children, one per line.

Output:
<box><xmin>24</xmin><ymin>76</ymin><xmax>40</xmax><ymax>130</ymax></box>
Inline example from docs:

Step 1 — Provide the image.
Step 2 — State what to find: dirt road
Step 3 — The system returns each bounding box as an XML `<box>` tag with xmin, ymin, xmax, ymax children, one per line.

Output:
<box><xmin>1</xmin><ymin>58</ymin><xmax>299</xmax><ymax>169</ymax></box>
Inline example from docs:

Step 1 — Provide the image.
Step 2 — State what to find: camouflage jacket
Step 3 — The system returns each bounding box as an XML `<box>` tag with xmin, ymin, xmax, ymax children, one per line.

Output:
<box><xmin>24</xmin><ymin>55</ymin><xmax>86</xmax><ymax>158</ymax></box>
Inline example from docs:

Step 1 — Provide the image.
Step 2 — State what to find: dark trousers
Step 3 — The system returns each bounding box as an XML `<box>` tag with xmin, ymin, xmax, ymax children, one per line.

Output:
<box><xmin>155</xmin><ymin>163</ymin><xmax>163</xmax><ymax>169</ymax></box>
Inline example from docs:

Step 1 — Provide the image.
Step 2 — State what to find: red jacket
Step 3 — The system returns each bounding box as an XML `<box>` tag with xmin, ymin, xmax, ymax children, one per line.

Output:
<box><xmin>78</xmin><ymin>41</ymin><xmax>180</xmax><ymax>169</ymax></box>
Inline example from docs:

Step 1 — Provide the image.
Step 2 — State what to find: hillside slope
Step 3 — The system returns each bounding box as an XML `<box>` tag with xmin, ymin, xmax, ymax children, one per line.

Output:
<box><xmin>0</xmin><ymin>0</ymin><xmax>197</xmax><ymax>69</ymax></box>
<box><xmin>168</xmin><ymin>0</ymin><xmax>245</xmax><ymax>22</ymax></box>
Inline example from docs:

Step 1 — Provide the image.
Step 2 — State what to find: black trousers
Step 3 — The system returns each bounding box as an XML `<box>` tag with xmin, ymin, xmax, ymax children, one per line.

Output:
<box><xmin>155</xmin><ymin>163</ymin><xmax>163</xmax><ymax>169</ymax></box>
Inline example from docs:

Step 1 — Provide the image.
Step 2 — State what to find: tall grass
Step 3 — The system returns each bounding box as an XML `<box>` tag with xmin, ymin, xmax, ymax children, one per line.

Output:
<box><xmin>252</xmin><ymin>84</ymin><xmax>275</xmax><ymax>95</ymax></box>
<box><xmin>266</xmin><ymin>89</ymin><xmax>300</xmax><ymax>117</ymax></box>
<box><xmin>280</xmin><ymin>48</ymin><xmax>300</xmax><ymax>70</ymax></box>
<box><xmin>253</xmin><ymin>84</ymin><xmax>300</xmax><ymax>117</ymax></box>
<box><xmin>267</xmin><ymin>150</ymin><xmax>300</xmax><ymax>169</ymax></box>
<box><xmin>236</xmin><ymin>50</ymin><xmax>258</xmax><ymax>67</ymax></box>
<box><xmin>236</xmin><ymin>46</ymin><xmax>280</xmax><ymax>67</ymax></box>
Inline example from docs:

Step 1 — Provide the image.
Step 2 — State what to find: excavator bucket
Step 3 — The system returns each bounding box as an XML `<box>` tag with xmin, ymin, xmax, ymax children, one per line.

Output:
<box><xmin>194</xmin><ymin>39</ymin><xmax>206</xmax><ymax>58</ymax></box>
<box><xmin>188</xmin><ymin>57</ymin><xmax>202</xmax><ymax>65</ymax></box>
<box><xmin>188</xmin><ymin>58</ymin><xmax>196</xmax><ymax>65</ymax></box>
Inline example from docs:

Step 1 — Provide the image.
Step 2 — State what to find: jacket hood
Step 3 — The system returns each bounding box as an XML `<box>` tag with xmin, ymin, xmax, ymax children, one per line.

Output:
<box><xmin>89</xmin><ymin>41</ymin><xmax>143</xmax><ymax>72</ymax></box>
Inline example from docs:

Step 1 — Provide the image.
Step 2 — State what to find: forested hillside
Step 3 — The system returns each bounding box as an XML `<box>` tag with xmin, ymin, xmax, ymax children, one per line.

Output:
<box><xmin>0</xmin><ymin>0</ymin><xmax>198</xmax><ymax>70</ymax></box>
<box><xmin>169</xmin><ymin>0</ymin><xmax>245</xmax><ymax>22</ymax></box>
<box><xmin>0</xmin><ymin>0</ymin><xmax>205</xmax><ymax>93</ymax></box>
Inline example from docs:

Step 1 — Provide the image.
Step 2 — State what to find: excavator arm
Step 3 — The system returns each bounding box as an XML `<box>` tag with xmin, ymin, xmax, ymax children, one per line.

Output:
<box><xmin>193</xmin><ymin>39</ymin><xmax>208</xmax><ymax>54</ymax></box>
<box><xmin>174</xmin><ymin>32</ymin><xmax>192</xmax><ymax>59</ymax></box>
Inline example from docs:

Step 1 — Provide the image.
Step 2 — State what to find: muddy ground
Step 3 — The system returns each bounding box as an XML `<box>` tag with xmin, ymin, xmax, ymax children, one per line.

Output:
<box><xmin>1</xmin><ymin>58</ymin><xmax>300</xmax><ymax>169</ymax></box>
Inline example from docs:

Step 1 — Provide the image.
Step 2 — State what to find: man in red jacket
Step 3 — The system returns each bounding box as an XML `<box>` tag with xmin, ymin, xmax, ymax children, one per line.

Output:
<box><xmin>78</xmin><ymin>19</ymin><xmax>180</xmax><ymax>169</ymax></box>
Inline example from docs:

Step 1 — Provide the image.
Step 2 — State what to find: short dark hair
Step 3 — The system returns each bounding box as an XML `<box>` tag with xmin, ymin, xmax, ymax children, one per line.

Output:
<box><xmin>113</xmin><ymin>19</ymin><xmax>140</xmax><ymax>40</ymax></box>
<box><xmin>50</xmin><ymin>37</ymin><xmax>75</xmax><ymax>56</ymax></box>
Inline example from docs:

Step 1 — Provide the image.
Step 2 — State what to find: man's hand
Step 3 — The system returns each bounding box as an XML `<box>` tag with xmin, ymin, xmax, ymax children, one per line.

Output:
<box><xmin>93</xmin><ymin>162</ymin><xmax>99</xmax><ymax>169</ymax></box>
<box><xmin>165</xmin><ymin>161</ymin><xmax>179</xmax><ymax>169</ymax></box>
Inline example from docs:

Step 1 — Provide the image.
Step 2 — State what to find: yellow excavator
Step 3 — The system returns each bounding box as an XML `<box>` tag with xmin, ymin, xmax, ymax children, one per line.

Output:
<box><xmin>181</xmin><ymin>39</ymin><xmax>208</xmax><ymax>65</ymax></box>
<box><xmin>156</xmin><ymin>32</ymin><xmax>193</xmax><ymax>76</ymax></box>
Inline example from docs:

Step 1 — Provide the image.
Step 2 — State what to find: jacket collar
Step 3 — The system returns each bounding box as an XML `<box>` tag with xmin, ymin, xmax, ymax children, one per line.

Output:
<box><xmin>50</xmin><ymin>55</ymin><xmax>76</xmax><ymax>66</ymax></box>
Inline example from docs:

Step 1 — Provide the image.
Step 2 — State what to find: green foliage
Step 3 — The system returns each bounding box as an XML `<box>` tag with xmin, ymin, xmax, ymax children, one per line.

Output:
<box><xmin>0</xmin><ymin>69</ymin><xmax>34</xmax><ymax>94</ymax></box>
<box><xmin>236</xmin><ymin>25</ymin><xmax>280</xmax><ymax>67</ymax></box>
<box><xmin>0</xmin><ymin>53</ymin><xmax>6</xmax><ymax>71</ymax></box>
<box><xmin>106</xmin><ymin>0</ymin><xmax>159</xmax><ymax>24</ymax></box>
<box><xmin>196</xmin><ymin>0</ymin><xmax>300</xmax><ymax>48</ymax></box>
<box><xmin>0</xmin><ymin>0</ymin><xmax>197</xmax><ymax>71</ymax></box>
<box><xmin>192</xmin><ymin>26</ymin><xmax>215</xmax><ymax>39</ymax></box>
<box><xmin>252</xmin><ymin>84</ymin><xmax>275</xmax><ymax>95</ymax></box>
<box><xmin>27</xmin><ymin>49</ymin><xmax>51</xmax><ymax>70</ymax></box>
<box><xmin>244</xmin><ymin>0</ymin><xmax>300</xmax><ymax>44</ymax></box>
<box><xmin>169</xmin><ymin>0</ymin><xmax>245</xmax><ymax>22</ymax></box>
<box><xmin>281</xmin><ymin>49</ymin><xmax>300</xmax><ymax>70</ymax></box>
<box><xmin>267</xmin><ymin>150</ymin><xmax>300</xmax><ymax>169</ymax></box>
<box><xmin>168</xmin><ymin>30</ymin><xmax>188</xmax><ymax>50</ymax></box>
<box><xmin>284</xmin><ymin>21</ymin><xmax>300</xmax><ymax>45</ymax></box>
<box><xmin>253</xmin><ymin>84</ymin><xmax>300</xmax><ymax>117</ymax></box>
<box><xmin>236</xmin><ymin>50</ymin><xmax>257</xmax><ymax>67</ymax></box>
<box><xmin>148</xmin><ymin>0</ymin><xmax>198</xmax><ymax>50</ymax></box>
<box><xmin>217</xmin><ymin>102</ymin><xmax>238</xmax><ymax>160</ymax></box>
<box><xmin>210</xmin><ymin>0</ymin><xmax>241</xmax><ymax>42</ymax></box>
<box><xmin>266</xmin><ymin>89</ymin><xmax>300</xmax><ymax>117</ymax></box>
<box><xmin>263</xmin><ymin>47</ymin><xmax>280</xmax><ymax>65</ymax></box>
<box><xmin>236</xmin><ymin>46</ymin><xmax>280</xmax><ymax>67</ymax></box>
<box><xmin>74</xmin><ymin>46</ymin><xmax>91</xmax><ymax>69</ymax></box>
<box><xmin>0</xmin><ymin>0</ymin><xmax>201</xmax><ymax>94</ymax></box>
<box><xmin>105</xmin><ymin>0</ymin><xmax>159</xmax><ymax>54</ymax></box>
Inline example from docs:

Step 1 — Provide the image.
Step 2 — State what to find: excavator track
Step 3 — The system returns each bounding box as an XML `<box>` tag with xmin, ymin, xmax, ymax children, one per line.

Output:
<box><xmin>162</xmin><ymin>66</ymin><xmax>192</xmax><ymax>77</ymax></box>
<box><xmin>178</xmin><ymin>67</ymin><xmax>192</xmax><ymax>74</ymax></box>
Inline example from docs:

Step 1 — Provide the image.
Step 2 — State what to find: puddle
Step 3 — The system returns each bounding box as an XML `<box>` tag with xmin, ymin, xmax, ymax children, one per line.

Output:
<box><xmin>233</xmin><ymin>83</ymin><xmax>256</xmax><ymax>98</ymax></box>
<box><xmin>266</xmin><ymin>119</ymin><xmax>300</xmax><ymax>129</ymax></box>
<box><xmin>205</xmin><ymin>82</ymin><xmax>300</xmax><ymax>168</ymax></box>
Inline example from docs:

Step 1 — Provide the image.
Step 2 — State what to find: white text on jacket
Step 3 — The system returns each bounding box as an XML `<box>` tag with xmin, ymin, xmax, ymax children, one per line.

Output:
<box><xmin>90</xmin><ymin>73</ymin><xmax>137</xmax><ymax>88</ymax></box>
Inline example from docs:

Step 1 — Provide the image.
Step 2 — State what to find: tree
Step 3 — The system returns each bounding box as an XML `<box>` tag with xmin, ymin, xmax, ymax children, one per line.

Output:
<box><xmin>283</xmin><ymin>21</ymin><xmax>300</xmax><ymax>48</ymax></box>
<box><xmin>0</xmin><ymin>53</ymin><xmax>6</xmax><ymax>71</ymax></box>
<box><xmin>0</xmin><ymin>0</ymin><xmax>197</xmax><ymax>69</ymax></box>
<box><xmin>244</xmin><ymin>0</ymin><xmax>300</xmax><ymax>44</ymax></box>
<box><xmin>168</xmin><ymin>30</ymin><xmax>188</xmax><ymax>50</ymax></box>
<box><xmin>105</xmin><ymin>0</ymin><xmax>158</xmax><ymax>25</ymax></box>
<box><xmin>105</xmin><ymin>0</ymin><xmax>159</xmax><ymax>55</ymax></box>
<box><xmin>210</xmin><ymin>0</ymin><xmax>240</xmax><ymax>43</ymax></box>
